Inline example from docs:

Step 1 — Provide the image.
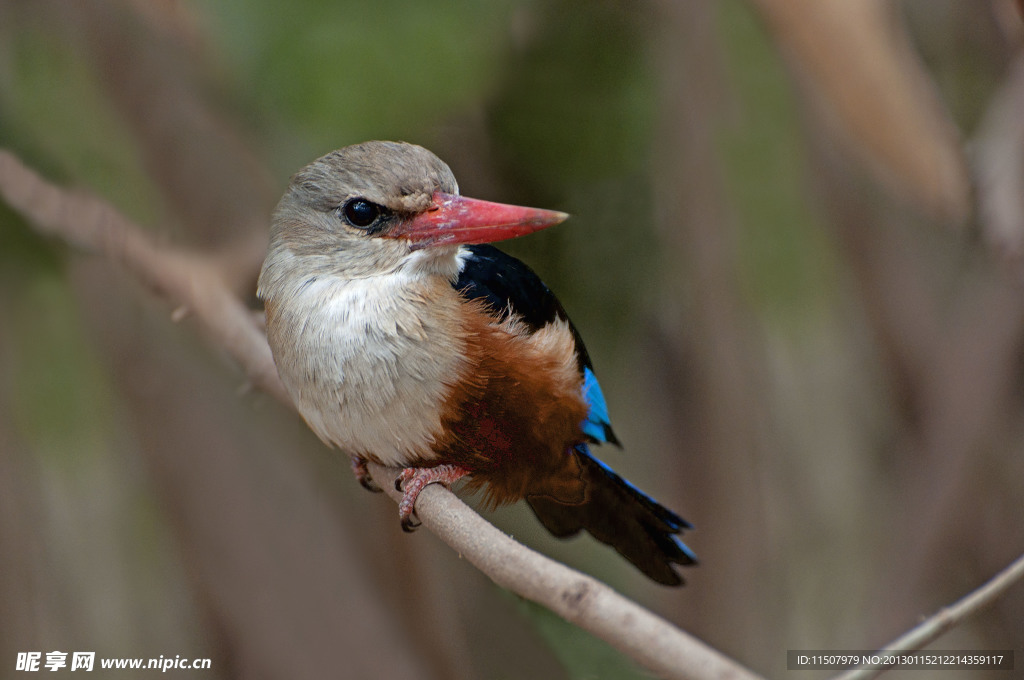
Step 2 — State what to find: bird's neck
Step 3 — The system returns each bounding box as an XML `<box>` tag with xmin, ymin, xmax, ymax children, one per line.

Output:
<box><xmin>259</xmin><ymin>240</ymin><xmax>464</xmax><ymax>298</ymax></box>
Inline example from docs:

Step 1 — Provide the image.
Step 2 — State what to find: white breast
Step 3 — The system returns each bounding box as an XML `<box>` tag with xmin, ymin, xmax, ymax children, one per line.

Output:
<box><xmin>266</xmin><ymin>270</ymin><xmax>466</xmax><ymax>467</ymax></box>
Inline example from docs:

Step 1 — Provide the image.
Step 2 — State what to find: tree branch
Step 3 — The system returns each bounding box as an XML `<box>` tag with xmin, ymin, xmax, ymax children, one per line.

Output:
<box><xmin>0</xmin><ymin>148</ymin><xmax>763</xmax><ymax>680</ymax></box>
<box><xmin>832</xmin><ymin>551</ymin><xmax>1024</xmax><ymax>680</ymax></box>
<box><xmin>368</xmin><ymin>462</ymin><xmax>759</xmax><ymax>680</ymax></box>
<box><xmin>0</xmin><ymin>149</ymin><xmax>286</xmax><ymax>405</ymax></box>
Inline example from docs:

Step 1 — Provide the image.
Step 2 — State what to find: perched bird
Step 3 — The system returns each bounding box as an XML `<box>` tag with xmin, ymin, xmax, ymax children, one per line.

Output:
<box><xmin>258</xmin><ymin>141</ymin><xmax>696</xmax><ymax>585</ymax></box>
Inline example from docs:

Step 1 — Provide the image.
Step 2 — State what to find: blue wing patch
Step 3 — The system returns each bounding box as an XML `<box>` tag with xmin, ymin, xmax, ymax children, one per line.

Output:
<box><xmin>582</xmin><ymin>367</ymin><xmax>618</xmax><ymax>445</ymax></box>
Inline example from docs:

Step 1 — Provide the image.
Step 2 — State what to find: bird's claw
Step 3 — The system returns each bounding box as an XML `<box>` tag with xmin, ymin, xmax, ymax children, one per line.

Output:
<box><xmin>395</xmin><ymin>464</ymin><xmax>469</xmax><ymax>532</ymax></box>
<box><xmin>351</xmin><ymin>455</ymin><xmax>382</xmax><ymax>493</ymax></box>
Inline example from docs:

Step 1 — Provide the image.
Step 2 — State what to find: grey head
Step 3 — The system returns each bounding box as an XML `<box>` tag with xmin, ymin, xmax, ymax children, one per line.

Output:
<box><xmin>260</xmin><ymin>141</ymin><xmax>461</xmax><ymax>290</ymax></box>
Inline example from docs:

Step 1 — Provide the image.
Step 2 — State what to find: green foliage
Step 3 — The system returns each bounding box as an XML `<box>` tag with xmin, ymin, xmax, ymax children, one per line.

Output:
<box><xmin>0</xmin><ymin>23</ymin><xmax>133</xmax><ymax>469</ymax></box>
<box><xmin>2</xmin><ymin>26</ymin><xmax>163</xmax><ymax>226</ymax></box>
<box><xmin>202</xmin><ymin>0</ymin><xmax>519</xmax><ymax>162</ymax></box>
<box><xmin>488</xmin><ymin>0</ymin><xmax>656</xmax><ymax>192</ymax></box>
<box><xmin>715</xmin><ymin>0</ymin><xmax>835</xmax><ymax>317</ymax></box>
<box><xmin>8</xmin><ymin>270</ymin><xmax>117</xmax><ymax>466</ymax></box>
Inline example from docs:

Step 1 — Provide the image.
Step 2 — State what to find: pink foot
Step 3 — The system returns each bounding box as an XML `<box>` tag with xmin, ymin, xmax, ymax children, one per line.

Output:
<box><xmin>351</xmin><ymin>455</ymin><xmax>382</xmax><ymax>493</ymax></box>
<box><xmin>395</xmin><ymin>464</ymin><xmax>469</xmax><ymax>532</ymax></box>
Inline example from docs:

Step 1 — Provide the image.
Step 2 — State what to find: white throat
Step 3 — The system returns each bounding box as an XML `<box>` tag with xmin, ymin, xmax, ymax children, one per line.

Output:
<box><xmin>265</xmin><ymin>253</ymin><xmax>468</xmax><ymax>467</ymax></box>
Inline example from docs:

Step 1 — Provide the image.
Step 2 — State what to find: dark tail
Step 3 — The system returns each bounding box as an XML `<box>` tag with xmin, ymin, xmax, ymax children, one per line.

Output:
<box><xmin>526</xmin><ymin>445</ymin><xmax>697</xmax><ymax>586</ymax></box>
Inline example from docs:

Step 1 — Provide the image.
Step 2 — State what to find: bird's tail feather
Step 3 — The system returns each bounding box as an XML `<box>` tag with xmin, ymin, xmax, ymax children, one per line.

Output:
<box><xmin>526</xmin><ymin>444</ymin><xmax>696</xmax><ymax>586</ymax></box>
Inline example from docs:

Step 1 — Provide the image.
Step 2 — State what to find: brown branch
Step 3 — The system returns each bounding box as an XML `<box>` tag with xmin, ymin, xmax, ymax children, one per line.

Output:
<box><xmin>0</xmin><ymin>148</ymin><xmax>764</xmax><ymax>680</ymax></box>
<box><xmin>0</xmin><ymin>149</ymin><xmax>286</xmax><ymax>405</ymax></box>
<box><xmin>368</xmin><ymin>462</ymin><xmax>759</xmax><ymax>680</ymax></box>
<box><xmin>750</xmin><ymin>0</ymin><xmax>969</xmax><ymax>222</ymax></box>
<box><xmin>832</xmin><ymin>552</ymin><xmax>1024</xmax><ymax>680</ymax></box>
<box><xmin>976</xmin><ymin>52</ymin><xmax>1024</xmax><ymax>266</ymax></box>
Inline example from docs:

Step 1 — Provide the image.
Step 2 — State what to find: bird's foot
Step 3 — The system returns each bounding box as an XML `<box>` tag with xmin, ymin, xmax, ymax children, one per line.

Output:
<box><xmin>395</xmin><ymin>464</ymin><xmax>469</xmax><ymax>532</ymax></box>
<box><xmin>350</xmin><ymin>455</ymin><xmax>382</xmax><ymax>493</ymax></box>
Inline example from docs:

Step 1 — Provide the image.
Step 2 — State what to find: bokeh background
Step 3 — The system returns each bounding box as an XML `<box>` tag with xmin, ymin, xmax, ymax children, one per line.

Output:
<box><xmin>1</xmin><ymin>1</ymin><xmax>1023</xmax><ymax>678</ymax></box>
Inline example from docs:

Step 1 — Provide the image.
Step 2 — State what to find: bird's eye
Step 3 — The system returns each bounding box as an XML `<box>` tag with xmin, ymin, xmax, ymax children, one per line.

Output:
<box><xmin>341</xmin><ymin>198</ymin><xmax>382</xmax><ymax>229</ymax></box>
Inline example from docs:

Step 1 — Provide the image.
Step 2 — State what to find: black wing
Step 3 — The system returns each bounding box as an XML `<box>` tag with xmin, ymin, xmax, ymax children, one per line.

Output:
<box><xmin>454</xmin><ymin>244</ymin><xmax>618</xmax><ymax>445</ymax></box>
<box><xmin>454</xmin><ymin>244</ymin><xmax>593</xmax><ymax>369</ymax></box>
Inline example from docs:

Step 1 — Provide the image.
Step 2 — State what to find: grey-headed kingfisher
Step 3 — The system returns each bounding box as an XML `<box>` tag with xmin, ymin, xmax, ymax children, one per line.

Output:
<box><xmin>258</xmin><ymin>141</ymin><xmax>696</xmax><ymax>585</ymax></box>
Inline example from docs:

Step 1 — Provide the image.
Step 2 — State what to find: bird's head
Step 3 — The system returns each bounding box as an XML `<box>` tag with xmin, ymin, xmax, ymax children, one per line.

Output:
<box><xmin>261</xmin><ymin>141</ymin><xmax>567</xmax><ymax>284</ymax></box>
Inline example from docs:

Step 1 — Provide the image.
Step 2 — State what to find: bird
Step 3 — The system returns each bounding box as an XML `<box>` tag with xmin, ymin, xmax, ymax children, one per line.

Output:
<box><xmin>258</xmin><ymin>141</ymin><xmax>696</xmax><ymax>585</ymax></box>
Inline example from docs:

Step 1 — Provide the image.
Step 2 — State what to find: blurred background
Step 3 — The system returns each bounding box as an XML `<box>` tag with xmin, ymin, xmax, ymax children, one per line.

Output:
<box><xmin>1</xmin><ymin>0</ymin><xmax>1023</xmax><ymax>678</ymax></box>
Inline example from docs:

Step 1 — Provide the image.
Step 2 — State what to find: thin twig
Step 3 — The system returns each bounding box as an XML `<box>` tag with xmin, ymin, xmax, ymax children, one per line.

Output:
<box><xmin>832</xmin><ymin>552</ymin><xmax>1024</xmax><ymax>680</ymax></box>
<box><xmin>0</xmin><ymin>147</ymin><xmax>764</xmax><ymax>680</ymax></box>
<box><xmin>0</xmin><ymin>149</ymin><xmax>287</xmax><ymax>405</ymax></box>
<box><xmin>369</xmin><ymin>462</ymin><xmax>761</xmax><ymax>680</ymax></box>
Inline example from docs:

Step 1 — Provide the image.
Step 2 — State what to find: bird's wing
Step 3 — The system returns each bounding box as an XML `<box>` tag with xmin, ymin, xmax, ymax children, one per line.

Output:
<box><xmin>454</xmin><ymin>244</ymin><xmax>620</xmax><ymax>446</ymax></box>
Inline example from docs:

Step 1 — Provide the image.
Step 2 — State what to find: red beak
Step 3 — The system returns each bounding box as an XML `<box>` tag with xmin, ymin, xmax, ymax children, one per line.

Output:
<box><xmin>388</xmin><ymin>192</ymin><xmax>568</xmax><ymax>248</ymax></box>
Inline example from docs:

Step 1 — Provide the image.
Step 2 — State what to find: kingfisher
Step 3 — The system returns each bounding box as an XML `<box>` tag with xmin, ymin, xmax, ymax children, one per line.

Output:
<box><xmin>258</xmin><ymin>141</ymin><xmax>696</xmax><ymax>585</ymax></box>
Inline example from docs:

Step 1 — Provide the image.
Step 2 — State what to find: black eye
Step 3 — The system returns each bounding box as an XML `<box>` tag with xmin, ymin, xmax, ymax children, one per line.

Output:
<box><xmin>342</xmin><ymin>198</ymin><xmax>382</xmax><ymax>229</ymax></box>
